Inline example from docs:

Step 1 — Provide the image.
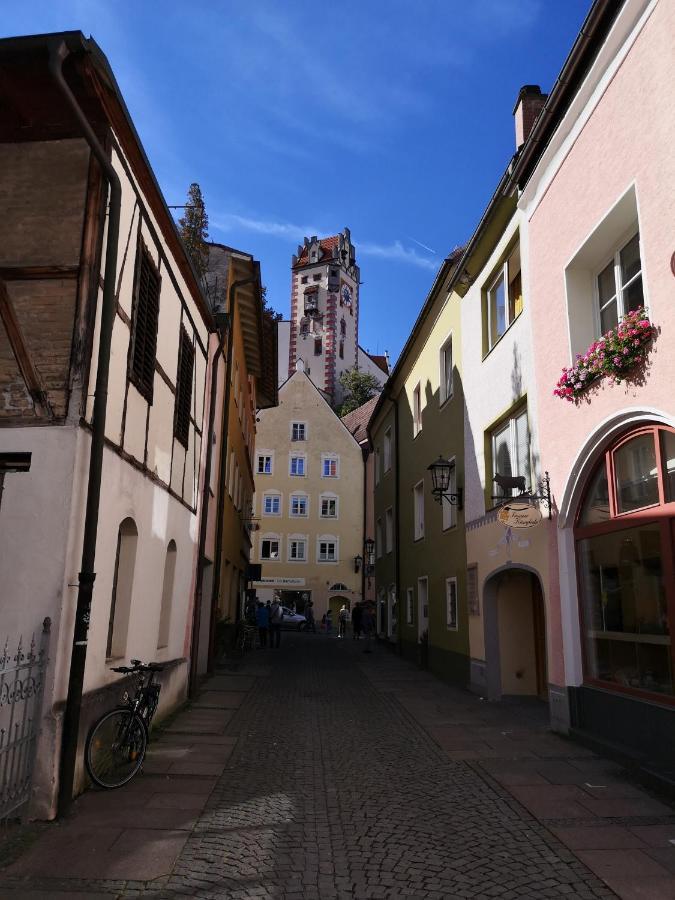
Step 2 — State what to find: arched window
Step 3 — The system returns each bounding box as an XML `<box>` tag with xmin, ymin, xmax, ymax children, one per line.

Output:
<box><xmin>107</xmin><ymin>517</ymin><xmax>138</xmax><ymax>659</ymax></box>
<box><xmin>157</xmin><ymin>540</ymin><xmax>177</xmax><ymax>649</ymax></box>
<box><xmin>575</xmin><ymin>425</ymin><xmax>675</xmax><ymax>700</ymax></box>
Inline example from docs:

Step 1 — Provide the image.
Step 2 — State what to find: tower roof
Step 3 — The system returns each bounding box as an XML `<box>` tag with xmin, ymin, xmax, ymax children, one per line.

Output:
<box><xmin>293</xmin><ymin>235</ymin><xmax>340</xmax><ymax>268</ymax></box>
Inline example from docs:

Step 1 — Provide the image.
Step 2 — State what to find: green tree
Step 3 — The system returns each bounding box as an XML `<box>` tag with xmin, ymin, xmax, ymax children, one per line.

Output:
<box><xmin>261</xmin><ymin>285</ymin><xmax>283</xmax><ymax>322</ymax></box>
<box><xmin>178</xmin><ymin>183</ymin><xmax>209</xmax><ymax>279</ymax></box>
<box><xmin>338</xmin><ymin>368</ymin><xmax>382</xmax><ymax>416</ymax></box>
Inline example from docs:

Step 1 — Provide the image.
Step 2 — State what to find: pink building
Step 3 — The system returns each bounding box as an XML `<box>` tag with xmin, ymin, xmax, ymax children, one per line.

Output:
<box><xmin>519</xmin><ymin>0</ymin><xmax>675</xmax><ymax>765</ymax></box>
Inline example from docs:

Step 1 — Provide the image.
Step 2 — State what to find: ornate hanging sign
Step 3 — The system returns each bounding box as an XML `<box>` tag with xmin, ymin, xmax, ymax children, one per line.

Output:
<box><xmin>497</xmin><ymin>502</ymin><xmax>542</xmax><ymax>529</ymax></box>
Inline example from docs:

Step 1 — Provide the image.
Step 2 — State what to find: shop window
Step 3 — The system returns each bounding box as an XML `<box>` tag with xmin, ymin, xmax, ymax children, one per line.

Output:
<box><xmin>575</xmin><ymin>425</ymin><xmax>675</xmax><ymax>700</ymax></box>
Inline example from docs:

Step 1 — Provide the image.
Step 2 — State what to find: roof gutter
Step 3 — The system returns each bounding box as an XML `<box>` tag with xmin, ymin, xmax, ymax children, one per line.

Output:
<box><xmin>50</xmin><ymin>37</ymin><xmax>122</xmax><ymax>817</ymax></box>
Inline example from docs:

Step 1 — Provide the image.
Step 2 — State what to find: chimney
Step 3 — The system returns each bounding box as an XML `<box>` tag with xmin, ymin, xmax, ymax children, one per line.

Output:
<box><xmin>513</xmin><ymin>85</ymin><xmax>547</xmax><ymax>149</ymax></box>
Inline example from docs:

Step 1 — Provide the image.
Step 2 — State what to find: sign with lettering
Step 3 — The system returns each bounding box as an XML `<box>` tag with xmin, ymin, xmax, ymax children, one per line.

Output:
<box><xmin>251</xmin><ymin>577</ymin><xmax>306</xmax><ymax>587</ymax></box>
<box><xmin>497</xmin><ymin>502</ymin><xmax>542</xmax><ymax>529</ymax></box>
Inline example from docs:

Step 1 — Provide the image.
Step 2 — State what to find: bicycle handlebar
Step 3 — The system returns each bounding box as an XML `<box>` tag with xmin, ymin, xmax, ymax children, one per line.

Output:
<box><xmin>110</xmin><ymin>661</ymin><xmax>165</xmax><ymax>674</ymax></box>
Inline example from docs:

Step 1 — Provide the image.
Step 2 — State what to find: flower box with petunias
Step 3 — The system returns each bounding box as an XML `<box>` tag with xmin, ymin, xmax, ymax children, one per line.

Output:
<box><xmin>554</xmin><ymin>307</ymin><xmax>655</xmax><ymax>402</ymax></box>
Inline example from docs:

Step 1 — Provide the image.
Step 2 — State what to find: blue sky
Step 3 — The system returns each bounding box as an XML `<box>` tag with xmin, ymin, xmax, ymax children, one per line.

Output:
<box><xmin>2</xmin><ymin>1</ymin><xmax>591</xmax><ymax>362</ymax></box>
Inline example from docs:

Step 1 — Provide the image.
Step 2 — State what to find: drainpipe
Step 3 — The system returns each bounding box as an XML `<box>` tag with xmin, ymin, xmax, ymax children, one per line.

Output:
<box><xmin>205</xmin><ymin>277</ymin><xmax>257</xmax><ymax>677</ymax></box>
<box><xmin>188</xmin><ymin>330</ymin><xmax>225</xmax><ymax>698</ymax></box>
<box><xmin>50</xmin><ymin>40</ymin><xmax>122</xmax><ymax>817</ymax></box>
<box><xmin>361</xmin><ymin>444</ymin><xmax>368</xmax><ymax>607</ymax></box>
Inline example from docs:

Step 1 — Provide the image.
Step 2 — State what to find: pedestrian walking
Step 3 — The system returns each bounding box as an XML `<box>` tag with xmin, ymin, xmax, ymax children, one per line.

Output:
<box><xmin>256</xmin><ymin>602</ymin><xmax>269</xmax><ymax>648</ymax></box>
<box><xmin>305</xmin><ymin>600</ymin><xmax>316</xmax><ymax>633</ymax></box>
<box><xmin>325</xmin><ymin>609</ymin><xmax>333</xmax><ymax>636</ymax></box>
<box><xmin>351</xmin><ymin>602</ymin><xmax>363</xmax><ymax>640</ymax></box>
<box><xmin>362</xmin><ymin>604</ymin><xmax>374</xmax><ymax>654</ymax></box>
<box><xmin>338</xmin><ymin>603</ymin><xmax>349</xmax><ymax>639</ymax></box>
<box><xmin>269</xmin><ymin>598</ymin><xmax>283</xmax><ymax>648</ymax></box>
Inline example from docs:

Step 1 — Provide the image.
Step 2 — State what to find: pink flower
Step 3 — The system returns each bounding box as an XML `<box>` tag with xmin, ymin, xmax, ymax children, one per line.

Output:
<box><xmin>613</xmin><ymin>356</ymin><xmax>621</xmax><ymax>365</ymax></box>
<box><xmin>622</xmin><ymin>347</ymin><xmax>630</xmax><ymax>355</ymax></box>
<box><xmin>633</xmin><ymin>339</ymin><xmax>640</xmax><ymax>347</ymax></box>
<box><xmin>639</xmin><ymin>320</ymin><xmax>650</xmax><ymax>328</ymax></box>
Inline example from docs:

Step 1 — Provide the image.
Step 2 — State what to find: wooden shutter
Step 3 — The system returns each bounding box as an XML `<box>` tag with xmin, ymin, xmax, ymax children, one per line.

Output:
<box><xmin>130</xmin><ymin>245</ymin><xmax>160</xmax><ymax>402</ymax></box>
<box><xmin>174</xmin><ymin>326</ymin><xmax>194</xmax><ymax>448</ymax></box>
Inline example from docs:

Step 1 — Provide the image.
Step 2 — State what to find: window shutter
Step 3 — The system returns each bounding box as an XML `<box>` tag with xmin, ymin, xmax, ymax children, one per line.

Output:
<box><xmin>174</xmin><ymin>327</ymin><xmax>194</xmax><ymax>448</ymax></box>
<box><xmin>130</xmin><ymin>246</ymin><xmax>160</xmax><ymax>402</ymax></box>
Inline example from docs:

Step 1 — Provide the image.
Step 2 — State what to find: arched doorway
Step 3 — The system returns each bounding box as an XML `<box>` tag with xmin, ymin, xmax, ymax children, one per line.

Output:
<box><xmin>329</xmin><ymin>595</ymin><xmax>351</xmax><ymax>619</ymax></box>
<box><xmin>483</xmin><ymin>567</ymin><xmax>548</xmax><ymax>701</ymax></box>
<box><xmin>574</xmin><ymin>424</ymin><xmax>675</xmax><ymax>700</ymax></box>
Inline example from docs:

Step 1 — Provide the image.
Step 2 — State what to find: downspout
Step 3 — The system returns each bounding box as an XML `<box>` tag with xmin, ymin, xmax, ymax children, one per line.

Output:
<box><xmin>361</xmin><ymin>444</ymin><xmax>368</xmax><ymax>606</ymax></box>
<box><xmin>188</xmin><ymin>331</ymin><xmax>225</xmax><ymax>698</ymax></box>
<box><xmin>206</xmin><ymin>277</ymin><xmax>257</xmax><ymax>675</ymax></box>
<box><xmin>50</xmin><ymin>39</ymin><xmax>122</xmax><ymax>816</ymax></box>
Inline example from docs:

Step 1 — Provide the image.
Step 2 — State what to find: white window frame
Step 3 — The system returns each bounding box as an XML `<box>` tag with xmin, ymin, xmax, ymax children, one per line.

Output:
<box><xmin>317</xmin><ymin>535</ymin><xmax>338</xmax><ymax>563</ymax></box>
<box><xmin>439</xmin><ymin>333</ymin><xmax>454</xmax><ymax>405</ymax></box>
<box><xmin>290</xmin><ymin>493</ymin><xmax>309</xmax><ymax>517</ymax></box>
<box><xmin>406</xmin><ymin>588</ymin><xmax>414</xmax><ymax>625</ymax></box>
<box><xmin>385</xmin><ymin>507</ymin><xmax>393</xmax><ymax>554</ymax></box>
<box><xmin>291</xmin><ymin>421</ymin><xmax>307</xmax><ymax>442</ymax></box>
<box><xmin>262</xmin><ymin>492</ymin><xmax>282</xmax><ymax>517</ymax></box>
<box><xmin>321</xmin><ymin>453</ymin><xmax>339</xmax><ymax>478</ymax></box>
<box><xmin>486</xmin><ymin>241</ymin><xmax>522</xmax><ymax>351</ymax></box>
<box><xmin>260</xmin><ymin>534</ymin><xmax>281</xmax><ymax>561</ymax></box>
<box><xmin>289</xmin><ymin>453</ymin><xmax>307</xmax><ymax>477</ymax></box>
<box><xmin>413</xmin><ymin>383</ymin><xmax>422</xmax><ymax>437</ymax></box>
<box><xmin>384</xmin><ymin>428</ymin><xmax>392</xmax><ymax>473</ymax></box>
<box><xmin>288</xmin><ymin>535</ymin><xmax>308</xmax><ymax>562</ymax></box>
<box><xmin>376</xmin><ymin>518</ymin><xmax>383</xmax><ymax>559</ymax></box>
<box><xmin>442</xmin><ymin>457</ymin><xmax>457</xmax><ymax>531</ymax></box>
<box><xmin>256</xmin><ymin>451</ymin><xmax>273</xmax><ymax>476</ymax></box>
<box><xmin>491</xmin><ymin>406</ymin><xmax>530</xmax><ymax>500</ymax></box>
<box><xmin>320</xmin><ymin>493</ymin><xmax>338</xmax><ymax>519</ymax></box>
<box><xmin>446</xmin><ymin>577</ymin><xmax>459</xmax><ymax>631</ymax></box>
<box><xmin>413</xmin><ymin>480</ymin><xmax>425</xmax><ymax>541</ymax></box>
<box><xmin>592</xmin><ymin>228</ymin><xmax>643</xmax><ymax>338</ymax></box>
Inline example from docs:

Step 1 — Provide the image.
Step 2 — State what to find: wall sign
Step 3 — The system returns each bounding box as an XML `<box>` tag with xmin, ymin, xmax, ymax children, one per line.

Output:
<box><xmin>497</xmin><ymin>502</ymin><xmax>542</xmax><ymax>529</ymax></box>
<box><xmin>252</xmin><ymin>577</ymin><xmax>306</xmax><ymax>587</ymax></box>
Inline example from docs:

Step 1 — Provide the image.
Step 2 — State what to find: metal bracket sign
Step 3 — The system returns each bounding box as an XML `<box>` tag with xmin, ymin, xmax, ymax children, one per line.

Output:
<box><xmin>497</xmin><ymin>502</ymin><xmax>542</xmax><ymax>529</ymax></box>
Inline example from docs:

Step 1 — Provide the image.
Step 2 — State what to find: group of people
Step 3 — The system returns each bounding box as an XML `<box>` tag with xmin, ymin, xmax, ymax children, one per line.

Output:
<box><xmin>338</xmin><ymin>602</ymin><xmax>375</xmax><ymax>651</ymax></box>
<box><xmin>253</xmin><ymin>598</ymin><xmax>284</xmax><ymax>649</ymax></box>
<box><xmin>248</xmin><ymin>596</ymin><xmax>375</xmax><ymax>652</ymax></box>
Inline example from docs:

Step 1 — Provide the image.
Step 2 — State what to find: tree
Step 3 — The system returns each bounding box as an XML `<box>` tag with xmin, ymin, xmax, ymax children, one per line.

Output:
<box><xmin>338</xmin><ymin>368</ymin><xmax>382</xmax><ymax>416</ymax></box>
<box><xmin>178</xmin><ymin>183</ymin><xmax>209</xmax><ymax>280</ymax></box>
<box><xmin>261</xmin><ymin>285</ymin><xmax>283</xmax><ymax>323</ymax></box>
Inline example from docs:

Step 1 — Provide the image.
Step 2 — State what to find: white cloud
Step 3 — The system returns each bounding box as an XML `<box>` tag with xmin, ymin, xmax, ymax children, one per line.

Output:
<box><xmin>359</xmin><ymin>240</ymin><xmax>438</xmax><ymax>271</ymax></box>
<box><xmin>211</xmin><ymin>213</ymin><xmax>321</xmax><ymax>244</ymax></box>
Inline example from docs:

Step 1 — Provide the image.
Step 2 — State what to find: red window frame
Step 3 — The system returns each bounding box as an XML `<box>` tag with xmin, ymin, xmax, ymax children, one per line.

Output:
<box><xmin>574</xmin><ymin>424</ymin><xmax>675</xmax><ymax>705</ymax></box>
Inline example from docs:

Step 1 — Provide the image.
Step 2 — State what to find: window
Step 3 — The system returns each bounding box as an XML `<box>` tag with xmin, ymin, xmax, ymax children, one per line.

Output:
<box><xmin>440</xmin><ymin>335</ymin><xmax>453</xmax><ymax>404</ymax></box>
<box><xmin>376</xmin><ymin>518</ymin><xmax>383</xmax><ymax>558</ymax></box>
<box><xmin>314</xmin><ymin>337</ymin><xmax>322</xmax><ymax>356</ymax></box>
<box><xmin>291</xmin><ymin>422</ymin><xmax>306</xmax><ymax>442</ymax></box>
<box><xmin>491</xmin><ymin>406</ymin><xmax>530</xmax><ymax>499</ymax></box>
<box><xmin>375</xmin><ymin>447</ymin><xmax>381</xmax><ymax>485</ymax></box>
<box><xmin>228</xmin><ymin>449</ymin><xmax>236</xmax><ymax>497</ymax></box>
<box><xmin>313</xmin><ymin>273</ymin><xmax>321</xmax><ymax>281</ymax></box>
<box><xmin>260</xmin><ymin>537</ymin><xmax>280</xmax><ymax>560</ymax></box>
<box><xmin>301</xmin><ymin>275</ymin><xmax>308</xmax><ymax>284</ymax></box>
<box><xmin>304</xmin><ymin>290</ymin><xmax>318</xmax><ymax>316</ymax></box>
<box><xmin>130</xmin><ymin>244</ymin><xmax>160</xmax><ymax>402</ymax></box>
<box><xmin>576</xmin><ymin>426</ymin><xmax>675</xmax><ymax>700</ymax></box>
<box><xmin>340</xmin><ymin>318</ymin><xmax>346</xmax><ymax>337</ymax></box>
<box><xmin>413</xmin><ymin>383</ymin><xmax>422</xmax><ymax>437</ymax></box>
<box><xmin>320</xmin><ymin>495</ymin><xmax>338</xmax><ymax>518</ymax></box>
<box><xmin>257</xmin><ymin>454</ymin><xmax>272</xmax><ymax>475</ymax></box>
<box><xmin>339</xmin><ymin>341</ymin><xmax>344</xmax><ymax>360</ymax></box>
<box><xmin>384</xmin><ymin>428</ymin><xmax>392</xmax><ymax>473</ymax></box>
<box><xmin>486</xmin><ymin>242</ymin><xmax>521</xmax><ymax>350</ymax></box>
<box><xmin>385</xmin><ymin>507</ymin><xmax>393</xmax><ymax>554</ymax></box>
<box><xmin>406</xmin><ymin>588</ymin><xmax>414</xmax><ymax>625</ymax></box>
<box><xmin>290</xmin><ymin>494</ymin><xmax>308</xmax><ymax>517</ymax></box>
<box><xmin>263</xmin><ymin>494</ymin><xmax>281</xmax><ymax>516</ymax></box>
<box><xmin>299</xmin><ymin>318</ymin><xmax>310</xmax><ymax>336</ymax></box>
<box><xmin>173</xmin><ymin>327</ymin><xmax>194</xmax><ymax>447</ymax></box>
<box><xmin>596</xmin><ymin>232</ymin><xmax>643</xmax><ymax>334</ymax></box>
<box><xmin>157</xmin><ymin>540</ymin><xmax>177</xmax><ymax>649</ymax></box>
<box><xmin>467</xmin><ymin>565</ymin><xmax>480</xmax><ymax>616</ymax></box>
<box><xmin>290</xmin><ymin>454</ymin><xmax>306</xmax><ymax>476</ymax></box>
<box><xmin>442</xmin><ymin>459</ymin><xmax>457</xmax><ymax>530</ymax></box>
<box><xmin>288</xmin><ymin>538</ymin><xmax>307</xmax><ymax>561</ymax></box>
<box><xmin>322</xmin><ymin>455</ymin><xmax>338</xmax><ymax>478</ymax></box>
<box><xmin>318</xmin><ymin>539</ymin><xmax>337</xmax><ymax>562</ymax></box>
<box><xmin>446</xmin><ymin>577</ymin><xmax>458</xmax><ymax>631</ymax></box>
<box><xmin>107</xmin><ymin>518</ymin><xmax>138</xmax><ymax>659</ymax></box>
<box><xmin>413</xmin><ymin>481</ymin><xmax>424</xmax><ymax>541</ymax></box>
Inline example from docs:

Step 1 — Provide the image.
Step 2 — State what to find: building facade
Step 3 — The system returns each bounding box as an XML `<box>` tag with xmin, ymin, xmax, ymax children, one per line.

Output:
<box><xmin>251</xmin><ymin>369</ymin><xmax>364</xmax><ymax>619</ymax></box>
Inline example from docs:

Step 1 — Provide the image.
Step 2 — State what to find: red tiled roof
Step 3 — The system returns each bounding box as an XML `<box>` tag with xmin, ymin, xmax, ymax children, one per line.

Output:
<box><xmin>341</xmin><ymin>395</ymin><xmax>380</xmax><ymax>444</ymax></box>
<box><xmin>367</xmin><ymin>353</ymin><xmax>389</xmax><ymax>375</ymax></box>
<box><xmin>294</xmin><ymin>235</ymin><xmax>340</xmax><ymax>267</ymax></box>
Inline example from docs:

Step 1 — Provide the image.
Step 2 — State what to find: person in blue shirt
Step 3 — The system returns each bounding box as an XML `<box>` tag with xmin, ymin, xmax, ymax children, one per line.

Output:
<box><xmin>256</xmin><ymin>602</ymin><xmax>269</xmax><ymax>648</ymax></box>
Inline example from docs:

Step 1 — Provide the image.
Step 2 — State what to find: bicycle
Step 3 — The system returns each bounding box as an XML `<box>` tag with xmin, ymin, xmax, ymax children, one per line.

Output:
<box><xmin>236</xmin><ymin>622</ymin><xmax>257</xmax><ymax>654</ymax></box>
<box><xmin>85</xmin><ymin>659</ymin><xmax>164</xmax><ymax>789</ymax></box>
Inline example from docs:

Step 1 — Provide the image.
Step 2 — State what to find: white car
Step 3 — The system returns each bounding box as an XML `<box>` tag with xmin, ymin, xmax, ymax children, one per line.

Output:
<box><xmin>281</xmin><ymin>607</ymin><xmax>307</xmax><ymax>630</ymax></box>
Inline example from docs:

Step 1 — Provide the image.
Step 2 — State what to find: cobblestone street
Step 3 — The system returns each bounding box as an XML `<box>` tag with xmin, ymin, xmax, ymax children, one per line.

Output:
<box><xmin>3</xmin><ymin>634</ymin><xmax>675</xmax><ymax>899</ymax></box>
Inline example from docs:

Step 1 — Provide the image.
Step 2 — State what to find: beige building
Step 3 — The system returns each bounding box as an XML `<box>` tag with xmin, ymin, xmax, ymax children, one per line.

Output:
<box><xmin>251</xmin><ymin>369</ymin><xmax>364</xmax><ymax>619</ymax></box>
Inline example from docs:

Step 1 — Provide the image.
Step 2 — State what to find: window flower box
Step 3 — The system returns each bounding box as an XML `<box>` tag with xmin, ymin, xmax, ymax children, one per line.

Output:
<box><xmin>554</xmin><ymin>307</ymin><xmax>655</xmax><ymax>402</ymax></box>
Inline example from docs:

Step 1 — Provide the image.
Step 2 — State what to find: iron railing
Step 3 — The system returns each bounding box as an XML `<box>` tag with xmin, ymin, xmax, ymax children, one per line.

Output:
<box><xmin>0</xmin><ymin>618</ymin><xmax>51</xmax><ymax>821</ymax></box>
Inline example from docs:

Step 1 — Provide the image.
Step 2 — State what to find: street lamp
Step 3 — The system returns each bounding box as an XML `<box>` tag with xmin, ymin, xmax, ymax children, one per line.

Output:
<box><xmin>427</xmin><ymin>455</ymin><xmax>463</xmax><ymax>510</ymax></box>
<box><xmin>364</xmin><ymin>537</ymin><xmax>375</xmax><ymax>566</ymax></box>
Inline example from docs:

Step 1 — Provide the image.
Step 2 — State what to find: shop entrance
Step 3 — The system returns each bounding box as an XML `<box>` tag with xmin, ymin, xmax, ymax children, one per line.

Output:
<box><xmin>484</xmin><ymin>568</ymin><xmax>548</xmax><ymax>701</ymax></box>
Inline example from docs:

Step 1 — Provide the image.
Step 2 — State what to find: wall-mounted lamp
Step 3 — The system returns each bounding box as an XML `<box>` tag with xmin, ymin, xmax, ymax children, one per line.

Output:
<box><xmin>427</xmin><ymin>456</ymin><xmax>463</xmax><ymax>510</ymax></box>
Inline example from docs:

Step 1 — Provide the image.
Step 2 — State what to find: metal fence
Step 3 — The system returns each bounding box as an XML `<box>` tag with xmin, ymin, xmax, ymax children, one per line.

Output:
<box><xmin>0</xmin><ymin>618</ymin><xmax>51</xmax><ymax>821</ymax></box>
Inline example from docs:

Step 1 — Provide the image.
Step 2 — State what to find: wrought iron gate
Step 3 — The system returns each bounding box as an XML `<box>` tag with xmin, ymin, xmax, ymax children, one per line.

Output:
<box><xmin>0</xmin><ymin>618</ymin><xmax>51</xmax><ymax>820</ymax></box>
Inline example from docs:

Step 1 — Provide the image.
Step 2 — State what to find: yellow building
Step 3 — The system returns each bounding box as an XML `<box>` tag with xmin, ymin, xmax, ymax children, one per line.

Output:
<box><xmin>252</xmin><ymin>368</ymin><xmax>364</xmax><ymax>619</ymax></box>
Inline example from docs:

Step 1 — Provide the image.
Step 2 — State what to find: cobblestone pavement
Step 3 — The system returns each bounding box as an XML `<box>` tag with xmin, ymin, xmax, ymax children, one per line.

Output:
<box><xmin>4</xmin><ymin>634</ymin><xmax>675</xmax><ymax>898</ymax></box>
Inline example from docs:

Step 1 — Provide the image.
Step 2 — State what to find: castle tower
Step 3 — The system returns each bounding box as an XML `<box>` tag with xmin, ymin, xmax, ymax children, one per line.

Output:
<box><xmin>288</xmin><ymin>228</ymin><xmax>359</xmax><ymax>405</ymax></box>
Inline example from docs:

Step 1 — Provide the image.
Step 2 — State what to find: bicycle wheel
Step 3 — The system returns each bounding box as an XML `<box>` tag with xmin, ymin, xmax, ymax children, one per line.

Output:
<box><xmin>85</xmin><ymin>708</ymin><xmax>147</xmax><ymax>789</ymax></box>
